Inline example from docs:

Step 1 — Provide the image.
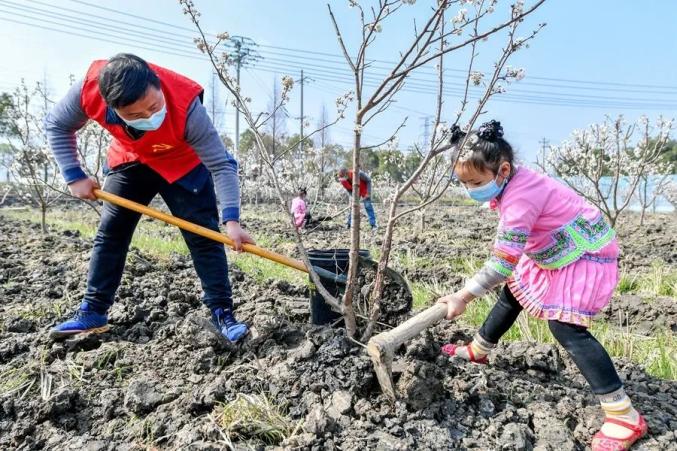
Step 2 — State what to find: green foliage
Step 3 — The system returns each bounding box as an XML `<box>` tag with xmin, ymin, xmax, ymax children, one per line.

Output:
<box><xmin>648</xmin><ymin>138</ymin><xmax>677</xmax><ymax>171</ymax></box>
<box><xmin>0</xmin><ymin>92</ymin><xmax>12</xmax><ymax>136</ymax></box>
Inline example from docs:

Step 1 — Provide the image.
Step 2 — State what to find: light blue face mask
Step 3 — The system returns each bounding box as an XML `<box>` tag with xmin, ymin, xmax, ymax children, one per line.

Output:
<box><xmin>465</xmin><ymin>175</ymin><xmax>507</xmax><ymax>203</ymax></box>
<box><xmin>118</xmin><ymin>104</ymin><xmax>167</xmax><ymax>131</ymax></box>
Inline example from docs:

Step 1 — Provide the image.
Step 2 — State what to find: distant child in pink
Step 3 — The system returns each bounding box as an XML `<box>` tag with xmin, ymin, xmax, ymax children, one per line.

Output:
<box><xmin>438</xmin><ymin>120</ymin><xmax>646</xmax><ymax>451</ymax></box>
<box><xmin>290</xmin><ymin>188</ymin><xmax>309</xmax><ymax>229</ymax></box>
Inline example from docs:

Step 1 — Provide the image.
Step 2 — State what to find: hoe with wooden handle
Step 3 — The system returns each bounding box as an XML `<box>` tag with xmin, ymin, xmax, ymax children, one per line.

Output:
<box><xmin>93</xmin><ymin>189</ymin><xmax>334</xmax><ymax>278</ymax></box>
<box><xmin>94</xmin><ymin>189</ymin><xmax>420</xmax><ymax>383</ymax></box>
<box><xmin>367</xmin><ymin>302</ymin><xmax>448</xmax><ymax>400</ymax></box>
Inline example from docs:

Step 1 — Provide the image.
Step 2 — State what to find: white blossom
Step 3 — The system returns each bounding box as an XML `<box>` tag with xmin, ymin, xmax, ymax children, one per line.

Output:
<box><xmin>281</xmin><ymin>75</ymin><xmax>294</xmax><ymax>91</ymax></box>
<box><xmin>512</xmin><ymin>0</ymin><xmax>524</xmax><ymax>18</ymax></box>
<box><xmin>365</xmin><ymin>22</ymin><xmax>383</xmax><ymax>33</ymax></box>
<box><xmin>505</xmin><ymin>66</ymin><xmax>526</xmax><ymax>81</ymax></box>
<box><xmin>492</xmin><ymin>84</ymin><xmax>506</xmax><ymax>94</ymax></box>
<box><xmin>452</xmin><ymin>8</ymin><xmax>468</xmax><ymax>25</ymax></box>
<box><xmin>469</xmin><ymin>71</ymin><xmax>484</xmax><ymax>86</ymax></box>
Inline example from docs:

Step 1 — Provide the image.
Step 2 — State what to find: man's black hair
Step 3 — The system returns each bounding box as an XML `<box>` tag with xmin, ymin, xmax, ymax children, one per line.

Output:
<box><xmin>98</xmin><ymin>53</ymin><xmax>161</xmax><ymax>109</ymax></box>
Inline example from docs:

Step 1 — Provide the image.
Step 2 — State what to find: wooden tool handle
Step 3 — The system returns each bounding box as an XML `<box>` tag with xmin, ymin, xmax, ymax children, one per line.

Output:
<box><xmin>94</xmin><ymin>189</ymin><xmax>308</xmax><ymax>273</ymax></box>
<box><xmin>368</xmin><ymin>303</ymin><xmax>448</xmax><ymax>355</ymax></box>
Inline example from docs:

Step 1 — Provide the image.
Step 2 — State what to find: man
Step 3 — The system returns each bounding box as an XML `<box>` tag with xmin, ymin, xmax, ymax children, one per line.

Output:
<box><xmin>44</xmin><ymin>53</ymin><xmax>253</xmax><ymax>342</ymax></box>
<box><xmin>337</xmin><ymin>167</ymin><xmax>377</xmax><ymax>229</ymax></box>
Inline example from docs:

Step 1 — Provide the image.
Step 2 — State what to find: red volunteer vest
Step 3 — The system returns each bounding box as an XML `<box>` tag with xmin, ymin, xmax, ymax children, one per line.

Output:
<box><xmin>81</xmin><ymin>60</ymin><xmax>204</xmax><ymax>183</ymax></box>
<box><xmin>340</xmin><ymin>170</ymin><xmax>369</xmax><ymax>198</ymax></box>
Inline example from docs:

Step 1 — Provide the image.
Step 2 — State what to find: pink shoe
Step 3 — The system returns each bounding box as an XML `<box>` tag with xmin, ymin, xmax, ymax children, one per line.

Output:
<box><xmin>591</xmin><ymin>415</ymin><xmax>648</xmax><ymax>451</ymax></box>
<box><xmin>440</xmin><ymin>343</ymin><xmax>488</xmax><ymax>364</ymax></box>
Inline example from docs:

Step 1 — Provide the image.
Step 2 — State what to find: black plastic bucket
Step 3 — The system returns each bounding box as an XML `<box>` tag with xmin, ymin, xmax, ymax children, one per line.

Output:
<box><xmin>307</xmin><ymin>248</ymin><xmax>370</xmax><ymax>325</ymax></box>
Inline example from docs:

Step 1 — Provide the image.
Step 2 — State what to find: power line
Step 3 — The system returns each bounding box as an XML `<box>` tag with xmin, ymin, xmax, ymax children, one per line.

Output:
<box><xmin>2</xmin><ymin>0</ymin><xmax>672</xmax><ymax>108</ymax></box>
<box><xmin>256</xmin><ymin>44</ymin><xmax>677</xmax><ymax>92</ymax></box>
<box><xmin>1</xmin><ymin>3</ymin><xmax>676</xmax><ymax>111</ymax></box>
<box><xmin>57</xmin><ymin>0</ymin><xmax>677</xmax><ymax>92</ymax></box>
<box><xmin>252</xmin><ymin>63</ymin><xmax>677</xmax><ymax>110</ymax></box>
<box><xmin>15</xmin><ymin>0</ymin><xmax>677</xmax><ymax>93</ymax></box>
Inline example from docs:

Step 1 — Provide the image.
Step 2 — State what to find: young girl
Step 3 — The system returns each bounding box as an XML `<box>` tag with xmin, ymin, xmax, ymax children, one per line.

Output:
<box><xmin>438</xmin><ymin>120</ymin><xmax>647</xmax><ymax>451</ymax></box>
<box><xmin>291</xmin><ymin>187</ymin><xmax>310</xmax><ymax>230</ymax></box>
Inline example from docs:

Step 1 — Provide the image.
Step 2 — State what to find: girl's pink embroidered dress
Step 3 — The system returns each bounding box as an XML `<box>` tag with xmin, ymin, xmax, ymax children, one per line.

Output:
<box><xmin>481</xmin><ymin>166</ymin><xmax>618</xmax><ymax>327</ymax></box>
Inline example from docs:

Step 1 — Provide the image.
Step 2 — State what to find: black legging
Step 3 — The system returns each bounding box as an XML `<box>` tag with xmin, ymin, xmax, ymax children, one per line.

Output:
<box><xmin>479</xmin><ymin>285</ymin><xmax>623</xmax><ymax>395</ymax></box>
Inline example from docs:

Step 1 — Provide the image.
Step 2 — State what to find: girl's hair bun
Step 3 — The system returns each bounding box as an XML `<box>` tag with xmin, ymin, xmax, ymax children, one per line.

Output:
<box><xmin>449</xmin><ymin>124</ymin><xmax>465</xmax><ymax>145</ymax></box>
<box><xmin>478</xmin><ymin>120</ymin><xmax>504</xmax><ymax>141</ymax></box>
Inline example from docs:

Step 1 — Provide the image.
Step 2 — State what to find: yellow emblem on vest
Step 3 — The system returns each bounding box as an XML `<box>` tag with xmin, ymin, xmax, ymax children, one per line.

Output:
<box><xmin>151</xmin><ymin>143</ymin><xmax>174</xmax><ymax>153</ymax></box>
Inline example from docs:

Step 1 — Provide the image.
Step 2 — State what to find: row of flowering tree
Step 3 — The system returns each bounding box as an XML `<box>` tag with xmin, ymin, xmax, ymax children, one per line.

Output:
<box><xmin>0</xmin><ymin>79</ymin><xmax>109</xmax><ymax>231</ymax></box>
<box><xmin>543</xmin><ymin>115</ymin><xmax>674</xmax><ymax>228</ymax></box>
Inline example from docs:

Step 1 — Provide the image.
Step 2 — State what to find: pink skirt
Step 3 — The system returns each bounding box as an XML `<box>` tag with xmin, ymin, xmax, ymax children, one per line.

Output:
<box><xmin>507</xmin><ymin>240</ymin><xmax>620</xmax><ymax>328</ymax></box>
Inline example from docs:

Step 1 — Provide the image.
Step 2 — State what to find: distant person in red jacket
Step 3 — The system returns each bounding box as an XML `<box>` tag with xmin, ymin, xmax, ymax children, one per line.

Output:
<box><xmin>44</xmin><ymin>53</ymin><xmax>252</xmax><ymax>343</ymax></box>
<box><xmin>337</xmin><ymin>167</ymin><xmax>377</xmax><ymax>229</ymax></box>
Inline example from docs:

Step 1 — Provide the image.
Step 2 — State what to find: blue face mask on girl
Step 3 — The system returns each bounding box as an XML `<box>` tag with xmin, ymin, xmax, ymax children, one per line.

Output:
<box><xmin>118</xmin><ymin>104</ymin><xmax>167</xmax><ymax>131</ymax></box>
<box><xmin>465</xmin><ymin>174</ymin><xmax>507</xmax><ymax>203</ymax></box>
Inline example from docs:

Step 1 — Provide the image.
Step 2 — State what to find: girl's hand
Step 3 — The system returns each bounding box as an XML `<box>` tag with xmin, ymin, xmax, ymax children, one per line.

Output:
<box><xmin>436</xmin><ymin>292</ymin><xmax>467</xmax><ymax>320</ymax></box>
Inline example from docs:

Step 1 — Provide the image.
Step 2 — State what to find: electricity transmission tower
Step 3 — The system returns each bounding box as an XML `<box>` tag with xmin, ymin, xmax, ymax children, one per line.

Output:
<box><xmin>222</xmin><ymin>35</ymin><xmax>262</xmax><ymax>157</ymax></box>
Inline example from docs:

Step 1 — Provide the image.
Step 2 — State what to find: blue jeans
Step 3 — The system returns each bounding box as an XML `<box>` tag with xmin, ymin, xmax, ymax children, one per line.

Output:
<box><xmin>347</xmin><ymin>197</ymin><xmax>377</xmax><ymax>228</ymax></box>
<box><xmin>83</xmin><ymin>163</ymin><xmax>233</xmax><ymax>313</ymax></box>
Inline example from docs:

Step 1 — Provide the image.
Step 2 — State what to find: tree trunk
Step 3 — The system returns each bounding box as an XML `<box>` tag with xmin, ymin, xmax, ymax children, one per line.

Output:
<box><xmin>343</xmin><ymin>127</ymin><xmax>362</xmax><ymax>338</ymax></box>
<box><xmin>41</xmin><ymin>204</ymin><xmax>47</xmax><ymax>233</ymax></box>
<box><xmin>419</xmin><ymin>208</ymin><xmax>425</xmax><ymax>232</ymax></box>
<box><xmin>360</xmin><ymin>200</ymin><xmax>399</xmax><ymax>342</ymax></box>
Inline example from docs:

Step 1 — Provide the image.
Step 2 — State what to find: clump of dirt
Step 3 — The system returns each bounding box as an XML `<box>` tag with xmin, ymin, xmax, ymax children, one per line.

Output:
<box><xmin>615</xmin><ymin>215</ymin><xmax>677</xmax><ymax>269</ymax></box>
<box><xmin>355</xmin><ymin>259</ymin><xmax>413</xmax><ymax>327</ymax></box>
<box><xmin>600</xmin><ymin>294</ymin><xmax>677</xmax><ymax>334</ymax></box>
<box><xmin>0</xmin><ymin>215</ymin><xmax>675</xmax><ymax>450</ymax></box>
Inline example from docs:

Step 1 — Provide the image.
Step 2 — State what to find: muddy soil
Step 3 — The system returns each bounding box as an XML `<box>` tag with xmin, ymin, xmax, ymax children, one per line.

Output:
<box><xmin>0</xmin><ymin>211</ymin><xmax>675</xmax><ymax>450</ymax></box>
<box><xmin>280</xmin><ymin>205</ymin><xmax>677</xmax><ymax>335</ymax></box>
<box><xmin>599</xmin><ymin>295</ymin><xmax>677</xmax><ymax>335</ymax></box>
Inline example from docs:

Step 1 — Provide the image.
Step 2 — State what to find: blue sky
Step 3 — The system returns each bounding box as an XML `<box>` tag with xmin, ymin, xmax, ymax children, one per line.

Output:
<box><xmin>0</xmin><ymin>0</ymin><xmax>675</xmax><ymax>163</ymax></box>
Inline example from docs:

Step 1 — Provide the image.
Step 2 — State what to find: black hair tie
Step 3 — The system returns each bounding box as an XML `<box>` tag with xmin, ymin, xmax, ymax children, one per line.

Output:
<box><xmin>478</xmin><ymin>120</ymin><xmax>504</xmax><ymax>141</ymax></box>
<box><xmin>449</xmin><ymin>124</ymin><xmax>465</xmax><ymax>145</ymax></box>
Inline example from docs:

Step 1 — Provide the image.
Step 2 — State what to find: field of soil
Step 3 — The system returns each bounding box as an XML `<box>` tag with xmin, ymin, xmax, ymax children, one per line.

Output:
<box><xmin>0</xmin><ymin>204</ymin><xmax>675</xmax><ymax>450</ymax></box>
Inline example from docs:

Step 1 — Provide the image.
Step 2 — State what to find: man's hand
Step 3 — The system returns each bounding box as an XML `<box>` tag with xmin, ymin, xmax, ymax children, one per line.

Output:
<box><xmin>225</xmin><ymin>221</ymin><xmax>256</xmax><ymax>252</ymax></box>
<box><xmin>68</xmin><ymin>177</ymin><xmax>100</xmax><ymax>200</ymax></box>
<box><xmin>436</xmin><ymin>290</ymin><xmax>472</xmax><ymax>320</ymax></box>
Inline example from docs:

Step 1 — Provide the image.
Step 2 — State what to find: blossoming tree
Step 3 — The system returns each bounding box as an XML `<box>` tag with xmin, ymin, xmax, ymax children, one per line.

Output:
<box><xmin>327</xmin><ymin>0</ymin><xmax>546</xmax><ymax>339</ymax></box>
<box><xmin>180</xmin><ymin>0</ymin><xmax>547</xmax><ymax>340</ymax></box>
<box><xmin>545</xmin><ymin>115</ymin><xmax>674</xmax><ymax>228</ymax></box>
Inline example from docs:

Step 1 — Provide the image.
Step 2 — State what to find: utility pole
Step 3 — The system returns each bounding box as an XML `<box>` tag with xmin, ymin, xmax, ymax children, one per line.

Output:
<box><xmin>300</xmin><ymin>69</ymin><xmax>304</xmax><ymax>155</ymax></box>
<box><xmin>223</xmin><ymin>36</ymin><xmax>261</xmax><ymax>158</ymax></box>
<box><xmin>538</xmin><ymin>137</ymin><xmax>550</xmax><ymax>171</ymax></box>
<box><xmin>209</xmin><ymin>71</ymin><xmax>218</xmax><ymax>129</ymax></box>
<box><xmin>422</xmin><ymin>116</ymin><xmax>431</xmax><ymax>149</ymax></box>
<box><xmin>295</xmin><ymin>70</ymin><xmax>313</xmax><ymax>156</ymax></box>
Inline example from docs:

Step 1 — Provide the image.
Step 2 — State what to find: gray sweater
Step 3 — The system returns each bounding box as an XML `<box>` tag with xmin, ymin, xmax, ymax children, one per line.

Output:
<box><xmin>44</xmin><ymin>79</ymin><xmax>241</xmax><ymax>223</ymax></box>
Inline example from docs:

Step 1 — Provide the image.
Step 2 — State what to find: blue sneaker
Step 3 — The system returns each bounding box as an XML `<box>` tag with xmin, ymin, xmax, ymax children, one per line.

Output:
<box><xmin>211</xmin><ymin>308</ymin><xmax>248</xmax><ymax>343</ymax></box>
<box><xmin>50</xmin><ymin>303</ymin><xmax>109</xmax><ymax>339</ymax></box>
